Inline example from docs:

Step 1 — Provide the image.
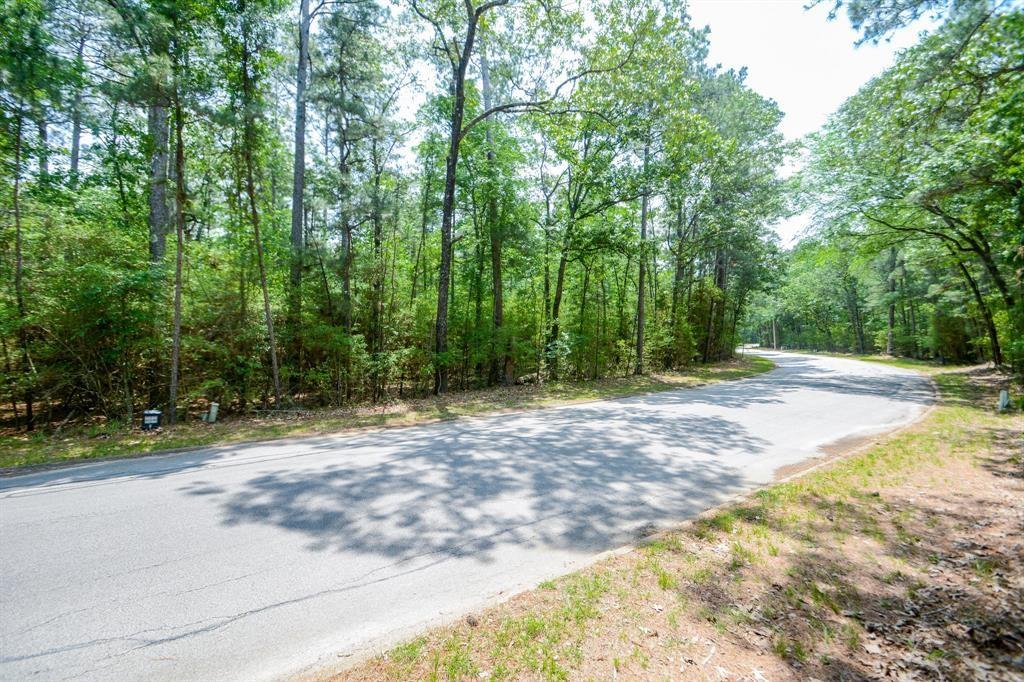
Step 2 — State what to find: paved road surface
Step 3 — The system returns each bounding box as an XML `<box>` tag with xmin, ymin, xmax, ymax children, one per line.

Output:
<box><xmin>0</xmin><ymin>352</ymin><xmax>933</xmax><ymax>681</ymax></box>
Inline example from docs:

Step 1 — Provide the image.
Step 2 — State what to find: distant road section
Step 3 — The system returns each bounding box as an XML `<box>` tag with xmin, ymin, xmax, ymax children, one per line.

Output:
<box><xmin>0</xmin><ymin>352</ymin><xmax>932</xmax><ymax>681</ymax></box>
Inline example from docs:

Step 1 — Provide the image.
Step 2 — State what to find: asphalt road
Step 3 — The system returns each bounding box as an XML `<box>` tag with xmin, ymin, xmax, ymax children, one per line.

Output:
<box><xmin>0</xmin><ymin>351</ymin><xmax>934</xmax><ymax>681</ymax></box>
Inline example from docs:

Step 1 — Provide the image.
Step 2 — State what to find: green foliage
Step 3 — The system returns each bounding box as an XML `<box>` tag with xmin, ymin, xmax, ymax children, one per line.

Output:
<box><xmin>1</xmin><ymin>0</ymin><xmax>788</xmax><ymax>431</ymax></box>
<box><xmin>751</xmin><ymin>5</ymin><xmax>1022</xmax><ymax>376</ymax></box>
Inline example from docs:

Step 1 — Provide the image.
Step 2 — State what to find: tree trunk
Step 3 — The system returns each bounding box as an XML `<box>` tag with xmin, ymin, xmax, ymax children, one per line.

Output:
<box><xmin>956</xmin><ymin>261</ymin><xmax>1002</xmax><ymax>366</ymax></box>
<box><xmin>411</xmin><ymin>161</ymin><xmax>433</xmax><ymax>301</ymax></box>
<box><xmin>886</xmin><ymin>247</ymin><xmax>897</xmax><ymax>355</ymax></box>
<box><xmin>480</xmin><ymin>45</ymin><xmax>511</xmax><ymax>385</ymax></box>
<box><xmin>633</xmin><ymin>144</ymin><xmax>649</xmax><ymax>375</ymax></box>
<box><xmin>241</xmin><ymin>31</ymin><xmax>282</xmax><ymax>409</ymax></box>
<box><xmin>147</xmin><ymin>102</ymin><xmax>170</xmax><ymax>263</ymax></box>
<box><xmin>168</xmin><ymin>87</ymin><xmax>187</xmax><ymax>426</ymax></box>
<box><xmin>433</xmin><ymin>11</ymin><xmax>481</xmax><ymax>395</ymax></box>
<box><xmin>341</xmin><ymin>222</ymin><xmax>353</xmax><ymax>334</ymax></box>
<box><xmin>370</xmin><ymin>143</ymin><xmax>385</xmax><ymax>399</ymax></box>
<box><xmin>669</xmin><ymin>203</ymin><xmax>685</xmax><ymax>331</ymax></box>
<box><xmin>12</xmin><ymin>114</ymin><xmax>34</xmax><ymax>431</ymax></box>
<box><xmin>69</xmin><ymin>33</ymin><xmax>86</xmax><ymax>187</ymax></box>
<box><xmin>434</xmin><ymin>138</ymin><xmax>458</xmax><ymax>394</ymax></box>
<box><xmin>845</xmin><ymin>281</ymin><xmax>866</xmax><ymax>354</ymax></box>
<box><xmin>546</xmin><ymin>219</ymin><xmax>574</xmax><ymax>379</ymax></box>
<box><xmin>288</xmin><ymin>0</ymin><xmax>310</xmax><ymax>391</ymax></box>
<box><xmin>36</xmin><ymin>115</ymin><xmax>48</xmax><ymax>179</ymax></box>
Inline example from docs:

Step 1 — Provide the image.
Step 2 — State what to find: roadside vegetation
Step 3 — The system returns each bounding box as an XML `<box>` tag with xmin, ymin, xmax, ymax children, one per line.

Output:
<box><xmin>0</xmin><ymin>355</ymin><xmax>772</xmax><ymax>470</ymax></box>
<box><xmin>2</xmin><ymin>0</ymin><xmax>787</xmax><ymax>439</ymax></box>
<box><xmin>743</xmin><ymin>3</ymin><xmax>1022</xmax><ymax>381</ymax></box>
<box><xmin>337</xmin><ymin>367</ymin><xmax>1022</xmax><ymax>681</ymax></box>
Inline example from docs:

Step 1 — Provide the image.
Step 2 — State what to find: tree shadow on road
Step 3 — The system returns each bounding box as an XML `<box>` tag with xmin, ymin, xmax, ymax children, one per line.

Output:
<box><xmin>184</xmin><ymin>408</ymin><xmax>768</xmax><ymax>561</ymax></box>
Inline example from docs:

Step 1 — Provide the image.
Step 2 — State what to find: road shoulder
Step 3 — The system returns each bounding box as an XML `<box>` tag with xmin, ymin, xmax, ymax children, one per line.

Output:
<box><xmin>0</xmin><ymin>356</ymin><xmax>774</xmax><ymax>475</ymax></box>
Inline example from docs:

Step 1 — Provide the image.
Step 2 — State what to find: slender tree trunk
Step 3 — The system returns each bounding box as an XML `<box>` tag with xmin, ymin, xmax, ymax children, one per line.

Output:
<box><xmin>341</xmin><ymin>222</ymin><xmax>353</xmax><ymax>333</ymax></box>
<box><xmin>370</xmin><ymin>147</ymin><xmax>385</xmax><ymax>399</ymax></box>
<box><xmin>69</xmin><ymin>34</ymin><xmax>86</xmax><ymax>187</ymax></box>
<box><xmin>411</xmin><ymin>162</ymin><xmax>433</xmax><ymax>301</ymax></box>
<box><xmin>669</xmin><ymin>203</ymin><xmax>685</xmax><ymax>331</ymax></box>
<box><xmin>956</xmin><ymin>261</ymin><xmax>1002</xmax><ymax>366</ymax></box>
<box><xmin>715</xmin><ymin>251</ymin><xmax>729</xmax><ymax>359</ymax></box>
<box><xmin>241</xmin><ymin>33</ymin><xmax>282</xmax><ymax>409</ymax></box>
<box><xmin>886</xmin><ymin>247</ymin><xmax>897</xmax><ymax>355</ymax></box>
<box><xmin>288</xmin><ymin>0</ymin><xmax>310</xmax><ymax>392</ymax></box>
<box><xmin>434</xmin><ymin>144</ymin><xmax>458</xmax><ymax>394</ymax></box>
<box><xmin>973</xmin><ymin>237</ymin><xmax>1014</xmax><ymax>311</ymax></box>
<box><xmin>147</xmin><ymin>102</ymin><xmax>170</xmax><ymax>263</ymax></box>
<box><xmin>634</xmin><ymin>144</ymin><xmax>649</xmax><ymax>375</ymax></box>
<box><xmin>12</xmin><ymin>114</ymin><xmax>34</xmax><ymax>431</ymax></box>
<box><xmin>702</xmin><ymin>298</ymin><xmax>716</xmax><ymax>363</ymax></box>
<box><xmin>433</xmin><ymin>5</ymin><xmax>486</xmax><ymax>395</ymax></box>
<box><xmin>547</xmin><ymin>220</ymin><xmax>574</xmax><ymax>379</ymax></box>
<box><xmin>434</xmin><ymin>112</ymin><xmax>463</xmax><ymax>391</ymax></box>
<box><xmin>337</xmin><ymin>121</ymin><xmax>353</xmax><ymax>341</ymax></box>
<box><xmin>1</xmin><ymin>335</ymin><xmax>19</xmax><ymax>424</ymax></box>
<box><xmin>845</xmin><ymin>282</ymin><xmax>865</xmax><ymax>353</ymax></box>
<box><xmin>480</xmin><ymin>45</ymin><xmax>511</xmax><ymax>385</ymax></box>
<box><xmin>578</xmin><ymin>265</ymin><xmax>590</xmax><ymax>378</ymax></box>
<box><xmin>167</xmin><ymin>121</ymin><xmax>178</xmax><ymax>227</ymax></box>
<box><xmin>36</xmin><ymin>116</ymin><xmax>48</xmax><ymax>179</ymax></box>
<box><xmin>168</xmin><ymin>89</ymin><xmax>186</xmax><ymax>425</ymax></box>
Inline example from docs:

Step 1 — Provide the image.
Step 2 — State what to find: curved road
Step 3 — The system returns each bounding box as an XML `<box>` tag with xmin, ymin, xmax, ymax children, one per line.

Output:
<box><xmin>0</xmin><ymin>352</ymin><xmax>933</xmax><ymax>681</ymax></box>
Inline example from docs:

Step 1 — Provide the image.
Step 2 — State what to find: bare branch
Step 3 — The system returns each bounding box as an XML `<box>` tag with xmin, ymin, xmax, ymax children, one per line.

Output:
<box><xmin>458</xmin><ymin>34</ymin><xmax>638</xmax><ymax>141</ymax></box>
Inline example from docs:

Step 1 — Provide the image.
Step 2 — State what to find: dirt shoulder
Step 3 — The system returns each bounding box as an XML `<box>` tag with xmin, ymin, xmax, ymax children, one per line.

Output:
<box><xmin>0</xmin><ymin>355</ymin><xmax>773</xmax><ymax>472</ymax></box>
<box><xmin>333</xmin><ymin>367</ymin><xmax>1023</xmax><ymax>681</ymax></box>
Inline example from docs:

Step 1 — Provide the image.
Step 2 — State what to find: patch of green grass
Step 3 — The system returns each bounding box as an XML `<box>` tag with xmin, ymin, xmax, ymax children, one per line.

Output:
<box><xmin>688</xmin><ymin>566</ymin><xmax>713</xmax><ymax>585</ymax></box>
<box><xmin>694</xmin><ymin>510</ymin><xmax>739</xmax><ymax>540</ymax></box>
<box><xmin>729</xmin><ymin>541</ymin><xmax>757</xmax><ymax>570</ymax></box>
<box><xmin>972</xmin><ymin>558</ymin><xmax>997</xmax><ymax>579</ymax></box>
<box><xmin>841</xmin><ymin>622</ymin><xmax>862</xmax><ymax>650</ymax></box>
<box><xmin>771</xmin><ymin>634</ymin><xmax>810</xmax><ymax>663</ymax></box>
<box><xmin>389</xmin><ymin>637</ymin><xmax>426</xmax><ymax>667</ymax></box>
<box><xmin>442</xmin><ymin>636</ymin><xmax>476</xmax><ymax>679</ymax></box>
<box><xmin>629</xmin><ymin>644</ymin><xmax>650</xmax><ymax>669</ymax></box>
<box><xmin>488</xmin><ymin>572</ymin><xmax>608</xmax><ymax>678</ymax></box>
<box><xmin>643</xmin><ymin>535</ymin><xmax>684</xmax><ymax>555</ymax></box>
<box><xmin>806</xmin><ymin>582</ymin><xmax>840</xmax><ymax>614</ymax></box>
<box><xmin>643</xmin><ymin>554</ymin><xmax>679</xmax><ymax>590</ymax></box>
<box><xmin>656</xmin><ymin>567</ymin><xmax>677</xmax><ymax>590</ymax></box>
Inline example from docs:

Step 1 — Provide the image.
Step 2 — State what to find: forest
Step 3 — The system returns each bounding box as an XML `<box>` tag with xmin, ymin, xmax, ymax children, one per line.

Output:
<box><xmin>0</xmin><ymin>0</ymin><xmax>1020</xmax><ymax>433</ymax></box>
<box><xmin>745</xmin><ymin>2</ymin><xmax>1022</xmax><ymax>370</ymax></box>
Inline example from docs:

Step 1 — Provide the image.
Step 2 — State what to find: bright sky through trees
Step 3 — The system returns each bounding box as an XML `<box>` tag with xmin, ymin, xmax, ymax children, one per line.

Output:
<box><xmin>689</xmin><ymin>0</ymin><xmax>929</xmax><ymax>244</ymax></box>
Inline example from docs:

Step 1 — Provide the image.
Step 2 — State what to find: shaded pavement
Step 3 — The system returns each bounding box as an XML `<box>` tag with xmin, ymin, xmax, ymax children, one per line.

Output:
<box><xmin>0</xmin><ymin>352</ymin><xmax>932</xmax><ymax>681</ymax></box>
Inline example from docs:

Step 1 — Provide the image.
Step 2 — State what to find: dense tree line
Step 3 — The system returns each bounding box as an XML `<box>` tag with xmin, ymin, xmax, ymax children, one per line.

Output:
<box><xmin>0</xmin><ymin>0</ymin><xmax>788</xmax><ymax>429</ymax></box>
<box><xmin>746</xmin><ymin>1</ymin><xmax>1022</xmax><ymax>374</ymax></box>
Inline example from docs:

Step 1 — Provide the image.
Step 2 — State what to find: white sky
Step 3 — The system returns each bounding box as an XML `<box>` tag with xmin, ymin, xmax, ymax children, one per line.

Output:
<box><xmin>686</xmin><ymin>0</ymin><xmax>930</xmax><ymax>244</ymax></box>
